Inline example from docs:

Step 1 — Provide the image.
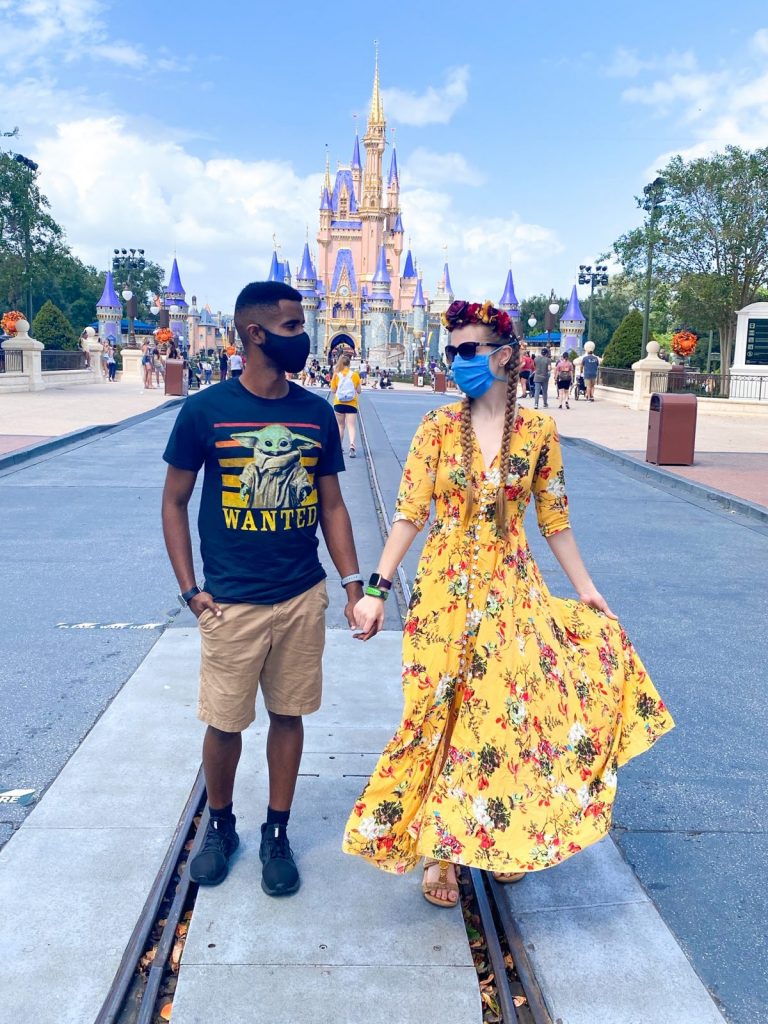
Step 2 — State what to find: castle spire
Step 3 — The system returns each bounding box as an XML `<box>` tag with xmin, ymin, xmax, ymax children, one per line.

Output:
<box><xmin>562</xmin><ymin>284</ymin><xmax>585</xmax><ymax>322</ymax></box>
<box><xmin>369</xmin><ymin>41</ymin><xmax>384</xmax><ymax>124</ymax></box>
<box><xmin>499</xmin><ymin>269</ymin><xmax>520</xmax><ymax>315</ymax></box>
<box><xmin>166</xmin><ymin>257</ymin><xmax>185</xmax><ymax>298</ymax></box>
<box><xmin>412</xmin><ymin>275</ymin><xmax>426</xmax><ymax>308</ymax></box>
<box><xmin>388</xmin><ymin>142</ymin><xmax>399</xmax><ymax>185</ymax></box>
<box><xmin>351</xmin><ymin>132</ymin><xmax>362</xmax><ymax>171</ymax></box>
<box><xmin>402</xmin><ymin>250</ymin><xmax>416</xmax><ymax>279</ymax></box>
<box><xmin>97</xmin><ymin>270</ymin><xmax>120</xmax><ymax>308</ymax></box>
<box><xmin>324</xmin><ymin>147</ymin><xmax>332</xmax><ymax>193</ymax></box>
<box><xmin>298</xmin><ymin>242</ymin><xmax>314</xmax><ymax>283</ymax></box>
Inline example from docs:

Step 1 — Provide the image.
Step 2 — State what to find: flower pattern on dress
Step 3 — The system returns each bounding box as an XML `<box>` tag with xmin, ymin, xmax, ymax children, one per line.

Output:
<box><xmin>343</xmin><ymin>404</ymin><xmax>675</xmax><ymax>874</ymax></box>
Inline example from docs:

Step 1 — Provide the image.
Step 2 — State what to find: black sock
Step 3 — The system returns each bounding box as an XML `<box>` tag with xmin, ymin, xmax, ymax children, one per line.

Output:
<box><xmin>209</xmin><ymin>802</ymin><xmax>233</xmax><ymax>823</ymax></box>
<box><xmin>266</xmin><ymin>806</ymin><xmax>290</xmax><ymax>828</ymax></box>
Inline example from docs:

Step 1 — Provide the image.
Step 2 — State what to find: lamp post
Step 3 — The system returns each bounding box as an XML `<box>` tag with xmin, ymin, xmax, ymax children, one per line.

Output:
<box><xmin>578</xmin><ymin>264</ymin><xmax>609</xmax><ymax>349</ymax></box>
<box><xmin>13</xmin><ymin>153</ymin><xmax>39</xmax><ymax>321</ymax></box>
<box><xmin>112</xmin><ymin>248</ymin><xmax>146</xmax><ymax>348</ymax></box>
<box><xmin>526</xmin><ymin>294</ymin><xmax>560</xmax><ymax>351</ymax></box>
<box><xmin>640</xmin><ymin>177</ymin><xmax>667</xmax><ymax>361</ymax></box>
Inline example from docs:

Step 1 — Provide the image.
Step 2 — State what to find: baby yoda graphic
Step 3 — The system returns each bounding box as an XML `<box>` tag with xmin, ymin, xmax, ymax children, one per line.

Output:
<box><xmin>231</xmin><ymin>425</ymin><xmax>319</xmax><ymax>509</ymax></box>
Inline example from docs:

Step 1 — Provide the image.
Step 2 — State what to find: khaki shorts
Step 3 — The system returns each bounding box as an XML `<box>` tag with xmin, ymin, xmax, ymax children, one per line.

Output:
<box><xmin>197</xmin><ymin>579</ymin><xmax>329</xmax><ymax>731</ymax></box>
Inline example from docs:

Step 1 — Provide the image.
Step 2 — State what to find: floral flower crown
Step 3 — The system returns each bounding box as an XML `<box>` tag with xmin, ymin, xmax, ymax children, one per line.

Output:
<box><xmin>442</xmin><ymin>299</ymin><xmax>516</xmax><ymax>342</ymax></box>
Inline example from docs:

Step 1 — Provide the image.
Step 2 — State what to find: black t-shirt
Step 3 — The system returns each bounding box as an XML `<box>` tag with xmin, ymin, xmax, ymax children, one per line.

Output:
<box><xmin>163</xmin><ymin>379</ymin><xmax>344</xmax><ymax>604</ymax></box>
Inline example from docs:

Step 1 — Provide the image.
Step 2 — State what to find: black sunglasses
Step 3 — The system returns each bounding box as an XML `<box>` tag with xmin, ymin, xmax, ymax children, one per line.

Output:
<box><xmin>445</xmin><ymin>341</ymin><xmax>508</xmax><ymax>364</ymax></box>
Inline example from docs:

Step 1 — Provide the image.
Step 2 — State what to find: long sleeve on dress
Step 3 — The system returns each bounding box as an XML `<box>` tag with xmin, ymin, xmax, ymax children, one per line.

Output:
<box><xmin>532</xmin><ymin>419</ymin><xmax>571</xmax><ymax>537</ymax></box>
<box><xmin>393</xmin><ymin>410</ymin><xmax>441</xmax><ymax>530</ymax></box>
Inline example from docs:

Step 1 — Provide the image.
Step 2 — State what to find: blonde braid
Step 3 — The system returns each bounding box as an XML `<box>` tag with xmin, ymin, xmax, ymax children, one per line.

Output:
<box><xmin>460</xmin><ymin>394</ymin><xmax>474</xmax><ymax>526</ymax></box>
<box><xmin>494</xmin><ymin>348</ymin><xmax>521</xmax><ymax>532</ymax></box>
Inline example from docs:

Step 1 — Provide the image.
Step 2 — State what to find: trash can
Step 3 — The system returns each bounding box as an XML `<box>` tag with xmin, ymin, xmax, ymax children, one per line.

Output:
<box><xmin>646</xmin><ymin>393</ymin><xmax>696</xmax><ymax>465</ymax></box>
<box><xmin>433</xmin><ymin>371</ymin><xmax>446</xmax><ymax>394</ymax></box>
<box><xmin>165</xmin><ymin>358</ymin><xmax>188</xmax><ymax>397</ymax></box>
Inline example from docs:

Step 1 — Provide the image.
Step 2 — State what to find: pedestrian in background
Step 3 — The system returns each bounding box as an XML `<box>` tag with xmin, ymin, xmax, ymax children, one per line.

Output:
<box><xmin>229</xmin><ymin>350</ymin><xmax>244</xmax><ymax>379</ymax></box>
<box><xmin>581</xmin><ymin>343</ymin><xmax>600</xmax><ymax>402</ymax></box>
<box><xmin>219</xmin><ymin>350</ymin><xmax>228</xmax><ymax>381</ymax></box>
<box><xmin>519</xmin><ymin>348</ymin><xmax>534</xmax><ymax>399</ymax></box>
<box><xmin>533</xmin><ymin>346</ymin><xmax>550</xmax><ymax>409</ymax></box>
<box><xmin>556</xmin><ymin>352</ymin><xmax>574</xmax><ymax>409</ymax></box>
<box><xmin>107</xmin><ymin>344</ymin><xmax>117</xmax><ymax>382</ymax></box>
<box><xmin>330</xmin><ymin>352</ymin><xmax>361</xmax><ymax>457</ymax></box>
<box><xmin>142</xmin><ymin>341</ymin><xmax>154</xmax><ymax>389</ymax></box>
<box><xmin>201</xmin><ymin>357</ymin><xmax>213</xmax><ymax>385</ymax></box>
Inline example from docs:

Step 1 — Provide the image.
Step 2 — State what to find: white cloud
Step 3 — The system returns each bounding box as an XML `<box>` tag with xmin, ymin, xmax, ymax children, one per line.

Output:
<box><xmin>605</xmin><ymin>47</ymin><xmax>697</xmax><ymax>80</ymax></box>
<box><xmin>400</xmin><ymin>188</ymin><xmax>562</xmax><ymax>302</ymax></box>
<box><xmin>382</xmin><ymin>67</ymin><xmax>469</xmax><ymax>126</ymax></box>
<box><xmin>617</xmin><ymin>31</ymin><xmax>768</xmax><ymax>168</ymax></box>
<box><xmin>91</xmin><ymin>44</ymin><xmax>147</xmax><ymax>68</ymax></box>
<box><xmin>401</xmin><ymin>148</ymin><xmax>485</xmax><ymax>188</ymax></box>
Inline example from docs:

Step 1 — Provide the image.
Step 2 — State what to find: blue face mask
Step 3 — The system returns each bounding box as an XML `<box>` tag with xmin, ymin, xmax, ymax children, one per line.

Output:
<box><xmin>451</xmin><ymin>352</ymin><xmax>507</xmax><ymax>398</ymax></box>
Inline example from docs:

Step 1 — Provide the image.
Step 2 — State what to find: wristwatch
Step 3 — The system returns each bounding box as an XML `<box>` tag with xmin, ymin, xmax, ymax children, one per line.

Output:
<box><xmin>178</xmin><ymin>585</ymin><xmax>202</xmax><ymax>608</ymax></box>
<box><xmin>340</xmin><ymin>573</ymin><xmax>364</xmax><ymax>589</ymax></box>
<box><xmin>368</xmin><ymin>573</ymin><xmax>392</xmax><ymax>591</ymax></box>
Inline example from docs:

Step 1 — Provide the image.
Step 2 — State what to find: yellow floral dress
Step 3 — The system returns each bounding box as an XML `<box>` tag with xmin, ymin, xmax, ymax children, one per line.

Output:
<box><xmin>343</xmin><ymin>403</ymin><xmax>674</xmax><ymax>875</ymax></box>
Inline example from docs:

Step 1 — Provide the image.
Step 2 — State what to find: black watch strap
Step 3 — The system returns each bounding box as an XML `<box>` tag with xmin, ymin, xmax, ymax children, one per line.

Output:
<box><xmin>180</xmin><ymin>585</ymin><xmax>201</xmax><ymax>606</ymax></box>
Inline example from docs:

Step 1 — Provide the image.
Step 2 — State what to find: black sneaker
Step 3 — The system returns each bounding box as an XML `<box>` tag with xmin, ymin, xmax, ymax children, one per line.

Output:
<box><xmin>259</xmin><ymin>823</ymin><xmax>300</xmax><ymax>897</ymax></box>
<box><xmin>189</xmin><ymin>813</ymin><xmax>239</xmax><ymax>886</ymax></box>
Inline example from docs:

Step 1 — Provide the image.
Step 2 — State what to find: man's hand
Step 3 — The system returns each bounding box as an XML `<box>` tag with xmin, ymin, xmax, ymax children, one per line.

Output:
<box><xmin>353</xmin><ymin>594</ymin><xmax>386</xmax><ymax>641</ymax></box>
<box><xmin>343</xmin><ymin>582</ymin><xmax>364</xmax><ymax>630</ymax></box>
<box><xmin>189</xmin><ymin>591</ymin><xmax>222</xmax><ymax>620</ymax></box>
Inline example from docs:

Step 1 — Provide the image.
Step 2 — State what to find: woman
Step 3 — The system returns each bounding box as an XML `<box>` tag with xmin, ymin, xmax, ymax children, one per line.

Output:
<box><xmin>153</xmin><ymin>345</ymin><xmax>165</xmax><ymax>388</ymax></box>
<box><xmin>330</xmin><ymin>353</ymin><xmax>361</xmax><ymax>457</ymax></box>
<box><xmin>556</xmin><ymin>352</ymin><xmax>574</xmax><ymax>409</ymax></box>
<box><xmin>141</xmin><ymin>341</ymin><xmax>154</xmax><ymax>389</ymax></box>
<box><xmin>345</xmin><ymin>299</ymin><xmax>674</xmax><ymax>907</ymax></box>
<box><xmin>106</xmin><ymin>344</ymin><xmax>117</xmax><ymax>382</ymax></box>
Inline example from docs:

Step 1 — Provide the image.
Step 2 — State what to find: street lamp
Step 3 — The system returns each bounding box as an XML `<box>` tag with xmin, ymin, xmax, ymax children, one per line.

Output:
<box><xmin>640</xmin><ymin>177</ymin><xmax>667</xmax><ymax>361</ymax></box>
<box><xmin>545</xmin><ymin>291</ymin><xmax>559</xmax><ymax>352</ymax></box>
<box><xmin>13</xmin><ymin>153</ymin><xmax>39</xmax><ymax>321</ymax></box>
<box><xmin>112</xmin><ymin>248</ymin><xmax>146</xmax><ymax>348</ymax></box>
<box><xmin>578</xmin><ymin>264</ymin><xmax>609</xmax><ymax>349</ymax></box>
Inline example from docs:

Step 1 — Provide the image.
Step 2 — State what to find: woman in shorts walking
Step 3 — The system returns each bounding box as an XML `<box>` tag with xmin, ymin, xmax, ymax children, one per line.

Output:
<box><xmin>330</xmin><ymin>353</ymin><xmax>361</xmax><ymax>457</ymax></box>
<box><xmin>556</xmin><ymin>352</ymin><xmax>574</xmax><ymax>409</ymax></box>
<box><xmin>345</xmin><ymin>298</ymin><xmax>674</xmax><ymax>908</ymax></box>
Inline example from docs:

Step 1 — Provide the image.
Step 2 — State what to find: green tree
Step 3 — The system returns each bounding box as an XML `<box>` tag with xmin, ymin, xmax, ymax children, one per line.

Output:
<box><xmin>31</xmin><ymin>299</ymin><xmax>78</xmax><ymax>349</ymax></box>
<box><xmin>520</xmin><ymin>293</ymin><xmax>570</xmax><ymax>338</ymax></box>
<box><xmin>601</xmin><ymin>309</ymin><xmax>643</xmax><ymax>368</ymax></box>
<box><xmin>613</xmin><ymin>146</ymin><xmax>768</xmax><ymax>371</ymax></box>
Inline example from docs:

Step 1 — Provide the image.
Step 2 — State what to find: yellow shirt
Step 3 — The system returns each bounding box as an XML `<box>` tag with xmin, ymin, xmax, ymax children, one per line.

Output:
<box><xmin>331</xmin><ymin>370</ymin><xmax>361</xmax><ymax>409</ymax></box>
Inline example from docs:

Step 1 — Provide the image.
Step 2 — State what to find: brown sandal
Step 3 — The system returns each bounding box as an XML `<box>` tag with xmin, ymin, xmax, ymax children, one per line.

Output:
<box><xmin>491</xmin><ymin>870</ymin><xmax>526</xmax><ymax>884</ymax></box>
<box><xmin>422</xmin><ymin>858</ymin><xmax>460</xmax><ymax>908</ymax></box>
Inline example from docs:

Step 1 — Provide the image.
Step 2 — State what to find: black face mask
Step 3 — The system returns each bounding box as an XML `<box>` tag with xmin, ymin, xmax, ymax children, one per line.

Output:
<box><xmin>258</xmin><ymin>326</ymin><xmax>311</xmax><ymax>374</ymax></box>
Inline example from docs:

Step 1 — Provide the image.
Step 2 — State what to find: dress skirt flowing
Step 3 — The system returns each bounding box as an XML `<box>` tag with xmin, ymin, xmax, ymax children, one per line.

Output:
<box><xmin>343</xmin><ymin>405</ymin><xmax>675</xmax><ymax>875</ymax></box>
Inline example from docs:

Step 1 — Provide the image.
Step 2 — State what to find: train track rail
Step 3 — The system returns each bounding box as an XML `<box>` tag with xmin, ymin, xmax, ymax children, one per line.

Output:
<box><xmin>358</xmin><ymin>401</ymin><xmax>552</xmax><ymax>1024</ymax></box>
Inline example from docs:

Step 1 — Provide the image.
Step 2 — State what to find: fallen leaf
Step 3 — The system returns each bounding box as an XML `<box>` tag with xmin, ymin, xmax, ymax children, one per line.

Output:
<box><xmin>513</xmin><ymin>994</ymin><xmax>528</xmax><ymax>1006</ymax></box>
<box><xmin>159</xmin><ymin>1003</ymin><xmax>172</xmax><ymax>1021</ymax></box>
<box><xmin>175</xmin><ymin>922</ymin><xmax>188</xmax><ymax>939</ymax></box>
<box><xmin>170</xmin><ymin>940</ymin><xmax>183</xmax><ymax>971</ymax></box>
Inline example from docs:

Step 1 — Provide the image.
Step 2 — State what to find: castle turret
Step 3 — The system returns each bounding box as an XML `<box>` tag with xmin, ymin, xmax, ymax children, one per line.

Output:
<box><xmin>560</xmin><ymin>285</ymin><xmax>586</xmax><ymax>353</ymax></box>
<box><xmin>400</xmin><ymin>248</ymin><xmax>417</xmax><ymax>309</ymax></box>
<box><xmin>165</xmin><ymin>258</ymin><xmax>188</xmax><ymax>346</ymax></box>
<box><xmin>187</xmin><ymin>294</ymin><xmax>201</xmax><ymax>354</ymax></box>
<box><xmin>96</xmin><ymin>270</ymin><xmax>122</xmax><ymax>344</ymax></box>
<box><xmin>387</xmin><ymin>143</ymin><xmax>399</xmax><ymax>212</ymax></box>
<box><xmin>351</xmin><ymin>131</ymin><xmax>362</xmax><ymax>208</ymax></box>
<box><xmin>360</xmin><ymin>49</ymin><xmax>387</xmax><ymax>279</ymax></box>
<box><xmin>499</xmin><ymin>269</ymin><xmax>521</xmax><ymax>334</ymax></box>
<box><xmin>367</xmin><ymin>244</ymin><xmax>394</xmax><ymax>364</ymax></box>
<box><xmin>296</xmin><ymin>243</ymin><xmax>320</xmax><ymax>355</ymax></box>
<box><xmin>430</xmin><ymin>262</ymin><xmax>454</xmax><ymax>359</ymax></box>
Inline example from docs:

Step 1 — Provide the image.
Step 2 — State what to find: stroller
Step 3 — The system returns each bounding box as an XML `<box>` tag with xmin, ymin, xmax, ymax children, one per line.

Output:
<box><xmin>572</xmin><ymin>374</ymin><xmax>587</xmax><ymax>401</ymax></box>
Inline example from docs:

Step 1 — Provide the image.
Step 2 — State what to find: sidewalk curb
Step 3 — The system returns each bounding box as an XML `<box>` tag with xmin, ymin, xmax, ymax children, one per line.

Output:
<box><xmin>562</xmin><ymin>435</ymin><xmax>768</xmax><ymax>525</ymax></box>
<box><xmin>0</xmin><ymin>398</ymin><xmax>184</xmax><ymax>471</ymax></box>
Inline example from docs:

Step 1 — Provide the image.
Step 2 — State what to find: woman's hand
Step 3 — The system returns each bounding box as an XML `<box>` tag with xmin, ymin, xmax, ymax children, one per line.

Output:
<box><xmin>578</xmin><ymin>588</ymin><xmax>617</xmax><ymax>620</ymax></box>
<box><xmin>353</xmin><ymin>594</ymin><xmax>386</xmax><ymax>640</ymax></box>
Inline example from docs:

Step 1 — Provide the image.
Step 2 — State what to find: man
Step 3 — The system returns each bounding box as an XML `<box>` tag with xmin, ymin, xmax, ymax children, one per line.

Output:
<box><xmin>162</xmin><ymin>281</ymin><xmax>364</xmax><ymax>896</ymax></box>
<box><xmin>581</xmin><ymin>342</ymin><xmax>600</xmax><ymax>402</ymax></box>
<box><xmin>533</xmin><ymin>347</ymin><xmax>551</xmax><ymax>409</ymax></box>
<box><xmin>228</xmin><ymin>349</ymin><xmax>244</xmax><ymax>379</ymax></box>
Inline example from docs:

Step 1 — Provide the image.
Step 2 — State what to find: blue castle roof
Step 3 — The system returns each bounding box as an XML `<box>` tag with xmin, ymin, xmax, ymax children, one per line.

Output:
<box><xmin>351</xmin><ymin>134</ymin><xmax>362</xmax><ymax>170</ymax></box>
<box><xmin>388</xmin><ymin>146</ymin><xmax>399</xmax><ymax>185</ymax></box>
<box><xmin>320</xmin><ymin>187</ymin><xmax>331</xmax><ymax>211</ymax></box>
<box><xmin>412</xmin><ymin>277</ymin><xmax>426</xmax><ymax>308</ymax></box>
<box><xmin>330</xmin><ymin>249</ymin><xmax>358</xmax><ymax>295</ymax></box>
<box><xmin>372</xmin><ymin>245</ymin><xmax>391</xmax><ymax>284</ymax></box>
<box><xmin>443</xmin><ymin>262</ymin><xmax>453</xmax><ymax>295</ymax></box>
<box><xmin>392</xmin><ymin>212</ymin><xmax>404</xmax><ymax>233</ymax></box>
<box><xmin>297</xmin><ymin>243</ymin><xmax>315</xmax><ymax>283</ymax></box>
<box><xmin>97</xmin><ymin>271</ymin><xmax>120</xmax><ymax>308</ymax></box>
<box><xmin>331</xmin><ymin>169</ymin><xmax>359</xmax><ymax>214</ymax></box>
<box><xmin>166</xmin><ymin>257</ymin><xmax>185</xmax><ymax>297</ymax></box>
<box><xmin>562</xmin><ymin>285</ymin><xmax>585</xmax><ymax>322</ymax></box>
<box><xmin>500</xmin><ymin>269</ymin><xmax>519</xmax><ymax>310</ymax></box>
<box><xmin>402</xmin><ymin>250</ymin><xmax>416</xmax><ymax>279</ymax></box>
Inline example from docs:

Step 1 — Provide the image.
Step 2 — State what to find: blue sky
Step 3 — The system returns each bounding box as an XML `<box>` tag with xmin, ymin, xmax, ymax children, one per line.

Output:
<box><xmin>2</xmin><ymin>0</ymin><xmax>767</xmax><ymax>314</ymax></box>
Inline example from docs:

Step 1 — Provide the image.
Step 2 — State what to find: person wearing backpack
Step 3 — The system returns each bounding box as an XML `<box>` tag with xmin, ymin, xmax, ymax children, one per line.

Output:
<box><xmin>330</xmin><ymin>352</ymin><xmax>361</xmax><ymax>457</ymax></box>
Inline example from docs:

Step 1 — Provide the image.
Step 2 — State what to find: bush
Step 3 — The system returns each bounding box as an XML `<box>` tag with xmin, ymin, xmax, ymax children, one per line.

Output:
<box><xmin>601</xmin><ymin>309</ymin><xmax>643</xmax><ymax>368</ymax></box>
<box><xmin>31</xmin><ymin>300</ymin><xmax>79</xmax><ymax>349</ymax></box>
